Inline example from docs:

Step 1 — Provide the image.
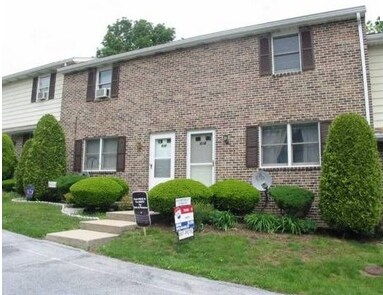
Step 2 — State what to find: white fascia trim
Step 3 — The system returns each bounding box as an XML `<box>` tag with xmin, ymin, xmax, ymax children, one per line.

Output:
<box><xmin>2</xmin><ymin>125</ymin><xmax>36</xmax><ymax>134</ymax></box>
<box><xmin>367</xmin><ymin>32</ymin><xmax>383</xmax><ymax>46</ymax></box>
<box><xmin>357</xmin><ymin>12</ymin><xmax>371</xmax><ymax>125</ymax></box>
<box><xmin>59</xmin><ymin>6</ymin><xmax>366</xmax><ymax>74</ymax></box>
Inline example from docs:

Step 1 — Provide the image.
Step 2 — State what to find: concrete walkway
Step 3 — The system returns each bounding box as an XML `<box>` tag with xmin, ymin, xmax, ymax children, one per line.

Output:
<box><xmin>3</xmin><ymin>231</ymin><xmax>283</xmax><ymax>295</ymax></box>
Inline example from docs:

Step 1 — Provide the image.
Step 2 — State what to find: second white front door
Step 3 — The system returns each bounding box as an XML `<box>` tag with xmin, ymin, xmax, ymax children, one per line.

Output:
<box><xmin>187</xmin><ymin>130</ymin><xmax>215</xmax><ymax>187</ymax></box>
<box><xmin>149</xmin><ymin>133</ymin><xmax>175</xmax><ymax>189</ymax></box>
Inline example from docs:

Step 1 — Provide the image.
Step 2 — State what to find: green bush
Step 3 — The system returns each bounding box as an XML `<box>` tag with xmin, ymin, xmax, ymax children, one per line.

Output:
<box><xmin>107</xmin><ymin>177</ymin><xmax>129</xmax><ymax>196</ymax></box>
<box><xmin>23</xmin><ymin>115</ymin><xmax>67</xmax><ymax>201</ymax></box>
<box><xmin>2</xmin><ymin>133</ymin><xmax>17</xmax><ymax>180</ymax></box>
<box><xmin>244</xmin><ymin>213</ymin><xmax>280</xmax><ymax>233</ymax></box>
<box><xmin>210</xmin><ymin>179</ymin><xmax>260</xmax><ymax>215</ymax></box>
<box><xmin>319</xmin><ymin>113</ymin><xmax>383</xmax><ymax>235</ymax></box>
<box><xmin>270</xmin><ymin>186</ymin><xmax>314</xmax><ymax>218</ymax></box>
<box><xmin>211</xmin><ymin>210</ymin><xmax>236</xmax><ymax>231</ymax></box>
<box><xmin>2</xmin><ymin>179</ymin><xmax>15</xmax><ymax>192</ymax></box>
<box><xmin>70</xmin><ymin>177</ymin><xmax>125</xmax><ymax>210</ymax></box>
<box><xmin>56</xmin><ymin>174</ymin><xmax>88</xmax><ymax>200</ymax></box>
<box><xmin>14</xmin><ymin>139</ymin><xmax>33</xmax><ymax>194</ymax></box>
<box><xmin>193</xmin><ymin>202</ymin><xmax>215</xmax><ymax>230</ymax></box>
<box><xmin>148</xmin><ymin>179</ymin><xmax>212</xmax><ymax>216</ymax></box>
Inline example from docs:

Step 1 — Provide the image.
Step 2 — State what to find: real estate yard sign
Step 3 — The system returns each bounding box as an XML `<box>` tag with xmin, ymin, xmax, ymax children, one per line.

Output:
<box><xmin>174</xmin><ymin>197</ymin><xmax>194</xmax><ymax>240</ymax></box>
<box><xmin>132</xmin><ymin>191</ymin><xmax>151</xmax><ymax>227</ymax></box>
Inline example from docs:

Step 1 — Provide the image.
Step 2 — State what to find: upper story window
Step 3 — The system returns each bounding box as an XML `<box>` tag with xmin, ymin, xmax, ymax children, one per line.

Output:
<box><xmin>272</xmin><ymin>34</ymin><xmax>301</xmax><ymax>73</ymax></box>
<box><xmin>259</xmin><ymin>27</ymin><xmax>314</xmax><ymax>76</ymax></box>
<box><xmin>31</xmin><ymin>73</ymin><xmax>56</xmax><ymax>103</ymax></box>
<box><xmin>86</xmin><ymin>66</ymin><xmax>120</xmax><ymax>102</ymax></box>
<box><xmin>260</xmin><ymin>122</ymin><xmax>320</xmax><ymax>167</ymax></box>
<box><xmin>37</xmin><ymin>75</ymin><xmax>51</xmax><ymax>99</ymax></box>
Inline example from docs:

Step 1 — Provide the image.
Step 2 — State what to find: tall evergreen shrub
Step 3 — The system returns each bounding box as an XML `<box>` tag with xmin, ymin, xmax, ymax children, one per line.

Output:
<box><xmin>319</xmin><ymin>113</ymin><xmax>383</xmax><ymax>235</ymax></box>
<box><xmin>2</xmin><ymin>133</ymin><xmax>17</xmax><ymax>180</ymax></box>
<box><xmin>23</xmin><ymin>115</ymin><xmax>67</xmax><ymax>200</ymax></box>
<box><xmin>14</xmin><ymin>139</ymin><xmax>33</xmax><ymax>194</ymax></box>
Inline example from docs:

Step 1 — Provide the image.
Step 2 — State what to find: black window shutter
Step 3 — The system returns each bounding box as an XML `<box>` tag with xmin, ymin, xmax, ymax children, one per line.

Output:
<box><xmin>320</xmin><ymin>121</ymin><xmax>332</xmax><ymax>157</ymax></box>
<box><xmin>73</xmin><ymin>140</ymin><xmax>83</xmax><ymax>172</ymax></box>
<box><xmin>31</xmin><ymin>77</ymin><xmax>38</xmax><ymax>103</ymax></box>
<box><xmin>259</xmin><ymin>34</ymin><xmax>271</xmax><ymax>76</ymax></box>
<box><xmin>86</xmin><ymin>68</ymin><xmax>97</xmax><ymax>102</ymax></box>
<box><xmin>48</xmin><ymin>73</ymin><xmax>56</xmax><ymax>100</ymax></box>
<box><xmin>300</xmin><ymin>27</ymin><xmax>315</xmax><ymax>71</ymax></box>
<box><xmin>246</xmin><ymin>126</ymin><xmax>259</xmax><ymax>168</ymax></box>
<box><xmin>110</xmin><ymin>65</ymin><xmax>120</xmax><ymax>98</ymax></box>
<box><xmin>116</xmin><ymin>136</ymin><xmax>126</xmax><ymax>172</ymax></box>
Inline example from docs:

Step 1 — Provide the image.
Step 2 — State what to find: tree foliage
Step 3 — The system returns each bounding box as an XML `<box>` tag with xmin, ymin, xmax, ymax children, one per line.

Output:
<box><xmin>2</xmin><ymin>133</ymin><xmax>17</xmax><ymax>180</ymax></box>
<box><xmin>23</xmin><ymin>114</ymin><xmax>67</xmax><ymax>201</ymax></box>
<box><xmin>14</xmin><ymin>139</ymin><xmax>33</xmax><ymax>194</ymax></box>
<box><xmin>97</xmin><ymin>18</ymin><xmax>176</xmax><ymax>57</ymax></box>
<box><xmin>367</xmin><ymin>17</ymin><xmax>383</xmax><ymax>34</ymax></box>
<box><xmin>319</xmin><ymin>113</ymin><xmax>383</xmax><ymax>235</ymax></box>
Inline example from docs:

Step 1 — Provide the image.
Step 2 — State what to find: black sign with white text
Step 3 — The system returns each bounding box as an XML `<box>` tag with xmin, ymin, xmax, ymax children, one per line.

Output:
<box><xmin>132</xmin><ymin>191</ymin><xmax>151</xmax><ymax>227</ymax></box>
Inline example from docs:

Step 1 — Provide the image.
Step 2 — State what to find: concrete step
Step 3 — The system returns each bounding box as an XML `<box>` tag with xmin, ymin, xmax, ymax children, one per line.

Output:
<box><xmin>106</xmin><ymin>210</ymin><xmax>161</xmax><ymax>223</ymax></box>
<box><xmin>80</xmin><ymin>219</ymin><xmax>136</xmax><ymax>234</ymax></box>
<box><xmin>46</xmin><ymin>229</ymin><xmax>118</xmax><ymax>250</ymax></box>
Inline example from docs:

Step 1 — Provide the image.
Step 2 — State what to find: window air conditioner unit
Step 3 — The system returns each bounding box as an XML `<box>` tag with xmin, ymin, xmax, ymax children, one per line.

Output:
<box><xmin>95</xmin><ymin>88</ymin><xmax>110</xmax><ymax>99</ymax></box>
<box><xmin>37</xmin><ymin>91</ymin><xmax>48</xmax><ymax>101</ymax></box>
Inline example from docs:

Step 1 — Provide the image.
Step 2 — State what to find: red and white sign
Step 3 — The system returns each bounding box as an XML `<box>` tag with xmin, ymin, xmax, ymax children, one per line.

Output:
<box><xmin>174</xmin><ymin>198</ymin><xmax>194</xmax><ymax>240</ymax></box>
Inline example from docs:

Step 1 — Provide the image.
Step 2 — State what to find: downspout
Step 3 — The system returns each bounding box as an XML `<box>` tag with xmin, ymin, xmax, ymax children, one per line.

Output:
<box><xmin>357</xmin><ymin>12</ymin><xmax>371</xmax><ymax>125</ymax></box>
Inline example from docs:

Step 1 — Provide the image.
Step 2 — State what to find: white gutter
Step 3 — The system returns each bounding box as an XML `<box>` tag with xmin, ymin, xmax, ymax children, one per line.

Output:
<box><xmin>357</xmin><ymin>12</ymin><xmax>370</xmax><ymax>125</ymax></box>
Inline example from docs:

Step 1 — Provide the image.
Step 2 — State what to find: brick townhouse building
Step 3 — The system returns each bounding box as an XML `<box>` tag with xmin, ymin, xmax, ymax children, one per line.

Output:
<box><xmin>57</xmin><ymin>6</ymin><xmax>375</xmax><ymax>221</ymax></box>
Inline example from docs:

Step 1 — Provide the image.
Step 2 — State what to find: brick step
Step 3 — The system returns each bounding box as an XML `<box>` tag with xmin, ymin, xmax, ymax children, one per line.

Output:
<box><xmin>46</xmin><ymin>229</ymin><xmax>118</xmax><ymax>250</ymax></box>
<box><xmin>80</xmin><ymin>219</ymin><xmax>137</xmax><ymax>234</ymax></box>
<box><xmin>106</xmin><ymin>210</ymin><xmax>161</xmax><ymax>223</ymax></box>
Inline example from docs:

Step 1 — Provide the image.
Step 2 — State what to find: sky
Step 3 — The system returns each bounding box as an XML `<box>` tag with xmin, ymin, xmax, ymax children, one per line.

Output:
<box><xmin>2</xmin><ymin>0</ymin><xmax>382</xmax><ymax>76</ymax></box>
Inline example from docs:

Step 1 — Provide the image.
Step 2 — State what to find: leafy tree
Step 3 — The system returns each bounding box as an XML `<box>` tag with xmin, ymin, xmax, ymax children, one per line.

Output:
<box><xmin>367</xmin><ymin>17</ymin><xmax>383</xmax><ymax>34</ymax></box>
<box><xmin>97</xmin><ymin>18</ymin><xmax>176</xmax><ymax>57</ymax></box>
<box><xmin>319</xmin><ymin>113</ymin><xmax>383</xmax><ymax>235</ymax></box>
<box><xmin>14</xmin><ymin>139</ymin><xmax>33</xmax><ymax>194</ymax></box>
<box><xmin>23</xmin><ymin>114</ymin><xmax>67</xmax><ymax>201</ymax></box>
<box><xmin>2</xmin><ymin>133</ymin><xmax>17</xmax><ymax>180</ymax></box>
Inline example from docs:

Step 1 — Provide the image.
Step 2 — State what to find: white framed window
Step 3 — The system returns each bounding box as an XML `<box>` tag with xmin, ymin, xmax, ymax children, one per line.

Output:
<box><xmin>260</xmin><ymin>123</ymin><xmax>320</xmax><ymax>168</ymax></box>
<box><xmin>37</xmin><ymin>75</ymin><xmax>50</xmax><ymax>100</ymax></box>
<box><xmin>97</xmin><ymin>68</ymin><xmax>112</xmax><ymax>90</ymax></box>
<box><xmin>272</xmin><ymin>33</ymin><xmax>301</xmax><ymax>74</ymax></box>
<box><xmin>83</xmin><ymin>138</ymin><xmax>118</xmax><ymax>171</ymax></box>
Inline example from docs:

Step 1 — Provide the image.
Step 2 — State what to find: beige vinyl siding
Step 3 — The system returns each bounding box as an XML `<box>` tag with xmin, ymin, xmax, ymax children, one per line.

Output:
<box><xmin>2</xmin><ymin>73</ymin><xmax>63</xmax><ymax>132</ymax></box>
<box><xmin>369</xmin><ymin>44</ymin><xmax>383</xmax><ymax>129</ymax></box>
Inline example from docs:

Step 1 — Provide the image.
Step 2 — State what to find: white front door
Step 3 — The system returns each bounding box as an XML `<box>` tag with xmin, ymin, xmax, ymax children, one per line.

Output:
<box><xmin>149</xmin><ymin>133</ymin><xmax>175</xmax><ymax>189</ymax></box>
<box><xmin>187</xmin><ymin>130</ymin><xmax>215</xmax><ymax>187</ymax></box>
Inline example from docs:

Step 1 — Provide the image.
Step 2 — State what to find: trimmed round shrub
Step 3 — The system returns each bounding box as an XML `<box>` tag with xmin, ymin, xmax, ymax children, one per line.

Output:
<box><xmin>14</xmin><ymin>139</ymin><xmax>33</xmax><ymax>194</ymax></box>
<box><xmin>107</xmin><ymin>177</ymin><xmax>129</xmax><ymax>196</ymax></box>
<box><xmin>23</xmin><ymin>114</ymin><xmax>67</xmax><ymax>201</ymax></box>
<box><xmin>319</xmin><ymin>113</ymin><xmax>383</xmax><ymax>235</ymax></box>
<box><xmin>56</xmin><ymin>174</ymin><xmax>88</xmax><ymax>200</ymax></box>
<box><xmin>270</xmin><ymin>186</ymin><xmax>314</xmax><ymax>218</ymax></box>
<box><xmin>210</xmin><ymin>179</ymin><xmax>260</xmax><ymax>214</ymax></box>
<box><xmin>2</xmin><ymin>179</ymin><xmax>15</xmax><ymax>192</ymax></box>
<box><xmin>70</xmin><ymin>177</ymin><xmax>125</xmax><ymax>210</ymax></box>
<box><xmin>2</xmin><ymin>133</ymin><xmax>17</xmax><ymax>180</ymax></box>
<box><xmin>148</xmin><ymin>179</ymin><xmax>212</xmax><ymax>216</ymax></box>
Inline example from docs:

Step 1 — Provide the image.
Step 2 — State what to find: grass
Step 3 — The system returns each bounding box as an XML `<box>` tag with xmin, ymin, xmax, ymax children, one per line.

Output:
<box><xmin>3</xmin><ymin>191</ymin><xmax>383</xmax><ymax>294</ymax></box>
<box><xmin>2</xmin><ymin>192</ymin><xmax>82</xmax><ymax>238</ymax></box>
<box><xmin>97</xmin><ymin>227</ymin><xmax>383</xmax><ymax>295</ymax></box>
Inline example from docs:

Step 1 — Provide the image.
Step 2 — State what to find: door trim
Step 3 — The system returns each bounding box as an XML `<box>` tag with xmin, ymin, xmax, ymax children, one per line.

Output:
<box><xmin>186</xmin><ymin>129</ymin><xmax>216</xmax><ymax>185</ymax></box>
<box><xmin>149</xmin><ymin>132</ymin><xmax>175</xmax><ymax>189</ymax></box>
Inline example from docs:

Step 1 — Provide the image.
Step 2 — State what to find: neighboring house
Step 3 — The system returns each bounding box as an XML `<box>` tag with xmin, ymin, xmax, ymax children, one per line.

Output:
<box><xmin>59</xmin><ymin>6</ymin><xmax>371</xmax><ymax>222</ymax></box>
<box><xmin>2</xmin><ymin>58</ymin><xmax>91</xmax><ymax>155</ymax></box>
<box><xmin>368</xmin><ymin>32</ymin><xmax>383</xmax><ymax>161</ymax></box>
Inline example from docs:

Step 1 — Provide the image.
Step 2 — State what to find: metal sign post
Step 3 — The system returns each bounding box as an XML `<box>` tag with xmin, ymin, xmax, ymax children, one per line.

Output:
<box><xmin>132</xmin><ymin>191</ymin><xmax>151</xmax><ymax>236</ymax></box>
<box><xmin>174</xmin><ymin>197</ymin><xmax>194</xmax><ymax>240</ymax></box>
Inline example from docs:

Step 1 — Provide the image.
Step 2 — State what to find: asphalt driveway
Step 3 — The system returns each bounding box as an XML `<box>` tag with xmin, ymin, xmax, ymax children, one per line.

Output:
<box><xmin>3</xmin><ymin>230</ymin><xmax>282</xmax><ymax>295</ymax></box>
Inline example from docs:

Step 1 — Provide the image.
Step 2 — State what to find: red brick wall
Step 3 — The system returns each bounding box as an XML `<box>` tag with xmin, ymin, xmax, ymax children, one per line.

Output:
<box><xmin>61</xmin><ymin>19</ymin><xmax>368</xmax><ymax>226</ymax></box>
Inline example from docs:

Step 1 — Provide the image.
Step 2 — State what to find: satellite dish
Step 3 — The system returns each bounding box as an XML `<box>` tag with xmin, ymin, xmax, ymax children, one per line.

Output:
<box><xmin>252</xmin><ymin>170</ymin><xmax>272</xmax><ymax>192</ymax></box>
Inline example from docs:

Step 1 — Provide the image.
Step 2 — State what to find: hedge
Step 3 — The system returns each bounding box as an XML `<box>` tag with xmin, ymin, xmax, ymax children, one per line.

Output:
<box><xmin>2</xmin><ymin>133</ymin><xmax>17</xmax><ymax>180</ymax></box>
<box><xmin>14</xmin><ymin>139</ymin><xmax>33</xmax><ymax>194</ymax></box>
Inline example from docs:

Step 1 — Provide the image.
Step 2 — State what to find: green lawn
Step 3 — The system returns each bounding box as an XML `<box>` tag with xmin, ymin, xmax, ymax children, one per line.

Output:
<box><xmin>2</xmin><ymin>192</ymin><xmax>81</xmax><ymax>238</ymax></box>
<box><xmin>3</xmin><ymin>191</ymin><xmax>383</xmax><ymax>294</ymax></box>
<box><xmin>97</xmin><ymin>227</ymin><xmax>383</xmax><ymax>295</ymax></box>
